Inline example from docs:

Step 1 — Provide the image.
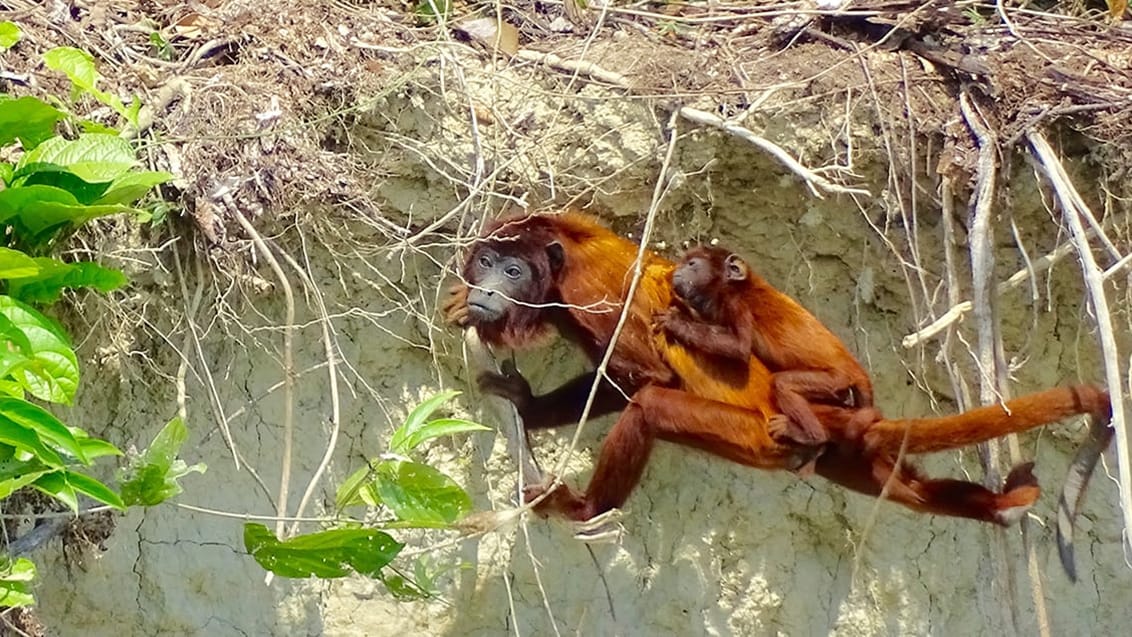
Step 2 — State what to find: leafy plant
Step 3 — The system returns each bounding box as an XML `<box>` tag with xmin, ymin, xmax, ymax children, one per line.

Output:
<box><xmin>42</xmin><ymin>47</ymin><xmax>141</xmax><ymax>128</ymax></box>
<box><xmin>245</xmin><ymin>390</ymin><xmax>488</xmax><ymax>599</ymax></box>
<box><xmin>1</xmin><ymin>38</ymin><xmax>197</xmax><ymax>609</ymax></box>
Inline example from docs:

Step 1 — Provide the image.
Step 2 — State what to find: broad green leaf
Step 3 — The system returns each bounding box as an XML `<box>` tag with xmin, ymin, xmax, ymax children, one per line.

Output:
<box><xmin>0</xmin><ymin>311</ymin><xmax>34</xmax><ymax>356</ymax></box>
<box><xmin>0</xmin><ymin>397</ymin><xmax>87</xmax><ymax>462</ymax></box>
<box><xmin>335</xmin><ymin>464</ymin><xmax>382</xmax><ymax>510</ymax></box>
<box><xmin>397</xmin><ymin>418</ymin><xmax>489</xmax><ymax>454</ymax></box>
<box><xmin>0</xmin><ymin>21</ymin><xmax>21</xmax><ymax>49</ymax></box>
<box><xmin>7</xmin><ymin>259</ymin><xmax>129</xmax><ymax>304</ymax></box>
<box><xmin>118</xmin><ymin>417</ymin><xmax>206</xmax><ymax>506</ymax></box>
<box><xmin>389</xmin><ymin>390</ymin><xmax>461</xmax><ymax>454</ymax></box>
<box><xmin>0</xmin><ymin>379</ymin><xmax>24</xmax><ymax>398</ymax></box>
<box><xmin>42</xmin><ymin>47</ymin><xmax>100</xmax><ymax>94</ymax></box>
<box><xmin>15</xmin><ymin>134</ymin><xmax>138</xmax><ymax>183</ymax></box>
<box><xmin>0</xmin><ymin>295</ymin><xmax>80</xmax><ymax>404</ymax></box>
<box><xmin>0</xmin><ymin>96</ymin><xmax>64</xmax><ymax>149</ymax></box>
<box><xmin>65</xmin><ymin>470</ymin><xmax>125</xmax><ymax>510</ymax></box>
<box><xmin>0</xmin><ymin>557</ymin><xmax>36</xmax><ymax>608</ymax></box>
<box><xmin>374</xmin><ymin>459</ymin><xmax>471</xmax><ymax>526</ymax></box>
<box><xmin>16</xmin><ymin>169</ymin><xmax>111</xmax><ymax>205</ymax></box>
<box><xmin>0</xmin><ymin>419</ymin><xmax>65</xmax><ymax>468</ymax></box>
<box><xmin>75</xmin><ymin>435</ymin><xmax>122</xmax><ymax>460</ymax></box>
<box><xmin>0</xmin><ymin>247</ymin><xmax>41</xmax><ymax>279</ymax></box>
<box><xmin>95</xmin><ymin>170</ymin><xmax>173</xmax><ymax>205</ymax></box>
<box><xmin>0</xmin><ymin>469</ymin><xmax>49</xmax><ymax>499</ymax></box>
<box><xmin>0</xmin><ymin>162</ymin><xmax>11</xmax><ymax>185</ymax></box>
<box><xmin>0</xmin><ymin>184</ymin><xmax>79</xmax><ymax>224</ymax></box>
<box><xmin>0</xmin><ymin>185</ymin><xmax>131</xmax><ymax>246</ymax></box>
<box><xmin>244</xmin><ymin>524</ymin><xmax>403</xmax><ymax>579</ymax></box>
<box><xmin>31</xmin><ymin>470</ymin><xmax>78</xmax><ymax>512</ymax></box>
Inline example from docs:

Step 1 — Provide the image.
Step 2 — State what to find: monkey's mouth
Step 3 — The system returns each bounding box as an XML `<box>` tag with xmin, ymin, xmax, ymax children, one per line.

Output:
<box><xmin>467</xmin><ymin>301</ymin><xmax>504</xmax><ymax>322</ymax></box>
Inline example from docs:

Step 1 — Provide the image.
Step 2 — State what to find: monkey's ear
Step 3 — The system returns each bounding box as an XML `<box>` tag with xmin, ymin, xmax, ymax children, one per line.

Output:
<box><xmin>725</xmin><ymin>254</ymin><xmax>748</xmax><ymax>281</ymax></box>
<box><xmin>546</xmin><ymin>241</ymin><xmax>566</xmax><ymax>274</ymax></box>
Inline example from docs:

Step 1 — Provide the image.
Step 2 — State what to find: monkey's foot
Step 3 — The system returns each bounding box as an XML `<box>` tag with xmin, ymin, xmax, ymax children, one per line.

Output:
<box><xmin>572</xmin><ymin>509</ymin><xmax>625</xmax><ymax>543</ymax></box>
<box><xmin>994</xmin><ymin>462</ymin><xmax>1040</xmax><ymax>526</ymax></box>
<box><xmin>522</xmin><ymin>477</ymin><xmax>587</xmax><ymax>520</ymax></box>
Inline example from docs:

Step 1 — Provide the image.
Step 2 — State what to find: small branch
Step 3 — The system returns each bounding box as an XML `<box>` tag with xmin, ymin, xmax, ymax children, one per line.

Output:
<box><xmin>676</xmin><ymin>106</ymin><xmax>871</xmax><ymax>198</ymax></box>
<box><xmin>901</xmin><ymin>221</ymin><xmax>1116</xmax><ymax>348</ymax></box>
<box><xmin>1028</xmin><ymin>130</ymin><xmax>1132</xmax><ymax>568</ymax></box>
<box><xmin>218</xmin><ymin>190</ymin><xmax>297</xmax><ymax>545</ymax></box>
<box><xmin>512</xmin><ymin>49</ymin><xmax>869</xmax><ymax>199</ymax></box>
<box><xmin>277</xmin><ymin>247</ymin><xmax>343</xmax><ymax>539</ymax></box>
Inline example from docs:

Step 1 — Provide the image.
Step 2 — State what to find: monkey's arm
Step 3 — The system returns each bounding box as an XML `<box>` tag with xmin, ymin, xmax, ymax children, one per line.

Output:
<box><xmin>478</xmin><ymin>367</ymin><xmax>629</xmax><ymax>429</ymax></box>
<box><xmin>659</xmin><ymin>309</ymin><xmax>752</xmax><ymax>363</ymax></box>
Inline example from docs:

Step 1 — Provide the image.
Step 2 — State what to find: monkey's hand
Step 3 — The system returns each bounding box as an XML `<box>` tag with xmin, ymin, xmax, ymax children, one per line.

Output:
<box><xmin>522</xmin><ymin>476</ymin><xmax>585</xmax><ymax>520</ymax></box>
<box><xmin>442</xmin><ymin>282</ymin><xmax>471</xmax><ymax>327</ymax></box>
<box><xmin>477</xmin><ymin>359</ymin><xmax>534</xmax><ymax>416</ymax></box>
<box><xmin>767</xmin><ymin>414</ymin><xmax>824</xmax><ymax>476</ymax></box>
<box><xmin>650</xmin><ymin>306</ymin><xmax>680</xmax><ymax>336</ymax></box>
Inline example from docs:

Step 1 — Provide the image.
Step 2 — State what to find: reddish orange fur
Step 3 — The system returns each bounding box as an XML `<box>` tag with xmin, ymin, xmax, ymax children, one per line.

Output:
<box><xmin>448</xmin><ymin>212</ymin><xmax>1110</xmax><ymax>533</ymax></box>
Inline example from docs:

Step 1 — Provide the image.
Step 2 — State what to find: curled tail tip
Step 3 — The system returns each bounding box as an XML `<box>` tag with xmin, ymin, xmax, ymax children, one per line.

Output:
<box><xmin>1056</xmin><ymin>511</ymin><xmax>1079</xmax><ymax>582</ymax></box>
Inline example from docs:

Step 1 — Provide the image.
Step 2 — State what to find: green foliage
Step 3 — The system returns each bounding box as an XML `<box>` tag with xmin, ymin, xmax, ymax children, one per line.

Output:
<box><xmin>244</xmin><ymin>525</ymin><xmax>403</xmax><ymax>579</ymax></box>
<box><xmin>246</xmin><ymin>392</ymin><xmax>486</xmax><ymax>598</ymax></box>
<box><xmin>118</xmin><ymin>417</ymin><xmax>207</xmax><ymax>507</ymax></box>
<box><xmin>415</xmin><ymin>0</ymin><xmax>453</xmax><ymax>23</ymax></box>
<box><xmin>0</xmin><ymin>21</ymin><xmax>20</xmax><ymax>50</ymax></box>
<box><xmin>0</xmin><ymin>96</ymin><xmax>64</xmax><ymax>149</ymax></box>
<box><xmin>42</xmin><ymin>47</ymin><xmax>141</xmax><ymax>127</ymax></box>
<box><xmin>388</xmin><ymin>389</ymin><xmax>489</xmax><ymax>455</ymax></box>
<box><xmin>0</xmin><ymin>558</ymin><xmax>35</xmax><ymax>608</ymax></box>
<box><xmin>1</xmin><ymin>37</ymin><xmax>195</xmax><ymax>609</ymax></box>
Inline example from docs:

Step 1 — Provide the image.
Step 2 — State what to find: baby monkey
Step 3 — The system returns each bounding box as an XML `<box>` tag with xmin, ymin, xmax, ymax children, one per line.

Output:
<box><xmin>657</xmin><ymin>245</ymin><xmax>875</xmax><ymax>452</ymax></box>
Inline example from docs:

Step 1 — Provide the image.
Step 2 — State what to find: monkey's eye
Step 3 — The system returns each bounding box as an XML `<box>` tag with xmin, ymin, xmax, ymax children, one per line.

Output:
<box><xmin>478</xmin><ymin>255</ymin><xmax>493</xmax><ymax>268</ymax></box>
<box><xmin>504</xmin><ymin>265</ymin><xmax>523</xmax><ymax>279</ymax></box>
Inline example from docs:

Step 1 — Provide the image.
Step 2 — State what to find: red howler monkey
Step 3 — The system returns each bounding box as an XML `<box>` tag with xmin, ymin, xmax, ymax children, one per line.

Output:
<box><xmin>658</xmin><ymin>245</ymin><xmax>874</xmax><ymax>448</ymax></box>
<box><xmin>444</xmin><ymin>211</ymin><xmax>1112</xmax><ymax>578</ymax></box>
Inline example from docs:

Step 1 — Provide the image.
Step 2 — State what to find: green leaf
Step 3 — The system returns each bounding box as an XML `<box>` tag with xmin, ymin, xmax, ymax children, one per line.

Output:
<box><xmin>0</xmin><ymin>557</ymin><xmax>37</xmax><ymax>608</ymax></box>
<box><xmin>0</xmin><ymin>468</ymin><xmax>49</xmax><ymax>499</ymax></box>
<box><xmin>0</xmin><ymin>397</ymin><xmax>87</xmax><ymax>462</ymax></box>
<box><xmin>0</xmin><ymin>419</ymin><xmax>65</xmax><ymax>468</ymax></box>
<box><xmin>0</xmin><ymin>295</ymin><xmax>80</xmax><ymax>404</ymax></box>
<box><xmin>244</xmin><ymin>524</ymin><xmax>404</xmax><ymax>579</ymax></box>
<box><xmin>75</xmin><ymin>434</ymin><xmax>123</xmax><ymax>460</ymax></box>
<box><xmin>335</xmin><ymin>464</ymin><xmax>382</xmax><ymax>510</ymax></box>
<box><xmin>43</xmin><ymin>47</ymin><xmax>100</xmax><ymax>94</ymax></box>
<box><xmin>0</xmin><ymin>95</ymin><xmax>65</xmax><ymax>149</ymax></box>
<box><xmin>65</xmin><ymin>470</ymin><xmax>125</xmax><ymax>510</ymax></box>
<box><xmin>0</xmin><ymin>184</ymin><xmax>132</xmax><ymax>248</ymax></box>
<box><xmin>32</xmin><ymin>470</ymin><xmax>78</xmax><ymax>512</ymax></box>
<box><xmin>389</xmin><ymin>389</ymin><xmax>461</xmax><ymax>454</ymax></box>
<box><xmin>118</xmin><ymin>417</ymin><xmax>206</xmax><ymax>506</ymax></box>
<box><xmin>0</xmin><ymin>247</ymin><xmax>41</xmax><ymax>279</ymax></box>
<box><xmin>41</xmin><ymin>47</ymin><xmax>132</xmax><ymax>123</ymax></box>
<box><xmin>95</xmin><ymin>170</ymin><xmax>173</xmax><ymax>205</ymax></box>
<box><xmin>398</xmin><ymin>418</ymin><xmax>489</xmax><ymax>454</ymax></box>
<box><xmin>374</xmin><ymin>459</ymin><xmax>471</xmax><ymax>526</ymax></box>
<box><xmin>15</xmin><ymin>134</ymin><xmax>138</xmax><ymax>183</ymax></box>
<box><xmin>0</xmin><ymin>21</ymin><xmax>21</xmax><ymax>49</ymax></box>
<box><xmin>0</xmin><ymin>162</ymin><xmax>12</xmax><ymax>185</ymax></box>
<box><xmin>7</xmin><ymin>259</ymin><xmax>129</xmax><ymax>304</ymax></box>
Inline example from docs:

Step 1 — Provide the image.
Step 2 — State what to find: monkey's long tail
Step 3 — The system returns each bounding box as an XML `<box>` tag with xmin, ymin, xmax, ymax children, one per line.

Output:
<box><xmin>865</xmin><ymin>385</ymin><xmax>1110</xmax><ymax>455</ymax></box>
<box><xmin>865</xmin><ymin>383</ymin><xmax>1113</xmax><ymax>582</ymax></box>
<box><xmin>1056</xmin><ymin>413</ymin><xmax>1114</xmax><ymax>582</ymax></box>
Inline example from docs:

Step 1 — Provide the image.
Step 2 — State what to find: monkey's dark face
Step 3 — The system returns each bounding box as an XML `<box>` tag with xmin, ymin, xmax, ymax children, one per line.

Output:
<box><xmin>672</xmin><ymin>255</ymin><xmax>713</xmax><ymax>310</ymax></box>
<box><xmin>461</xmin><ymin>242</ymin><xmax>563</xmax><ymax>325</ymax></box>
